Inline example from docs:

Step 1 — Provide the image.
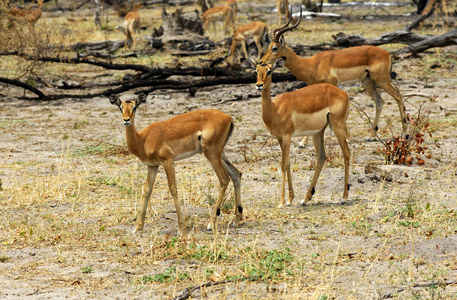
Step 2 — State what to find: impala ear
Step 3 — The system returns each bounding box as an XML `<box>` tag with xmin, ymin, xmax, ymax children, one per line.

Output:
<box><xmin>279</xmin><ymin>35</ymin><xmax>285</xmax><ymax>46</ymax></box>
<box><xmin>136</xmin><ymin>92</ymin><xmax>148</xmax><ymax>107</ymax></box>
<box><xmin>265</xmin><ymin>33</ymin><xmax>271</xmax><ymax>44</ymax></box>
<box><xmin>272</xmin><ymin>57</ymin><xmax>286</xmax><ymax>70</ymax></box>
<box><xmin>241</xmin><ymin>58</ymin><xmax>256</xmax><ymax>70</ymax></box>
<box><xmin>109</xmin><ymin>94</ymin><xmax>122</xmax><ymax>107</ymax></box>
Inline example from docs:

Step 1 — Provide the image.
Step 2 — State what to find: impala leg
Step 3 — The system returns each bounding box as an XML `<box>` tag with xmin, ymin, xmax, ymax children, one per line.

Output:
<box><xmin>132</xmin><ymin>31</ymin><xmax>136</xmax><ymax>51</ymax></box>
<box><xmin>278</xmin><ymin>136</ymin><xmax>294</xmax><ymax>207</ymax></box>
<box><xmin>253</xmin><ymin>36</ymin><xmax>263</xmax><ymax>60</ymax></box>
<box><xmin>134</xmin><ymin>166</ymin><xmax>158</xmax><ymax>233</ymax></box>
<box><xmin>222</xmin><ymin>152</ymin><xmax>243</xmax><ymax>227</ymax></box>
<box><xmin>375</xmin><ymin>79</ymin><xmax>407</xmax><ymax>133</ymax></box>
<box><xmin>212</xmin><ymin>21</ymin><xmax>217</xmax><ymax>36</ymax></box>
<box><xmin>331</xmin><ymin>124</ymin><xmax>351</xmax><ymax>202</ymax></box>
<box><xmin>302</xmin><ymin>130</ymin><xmax>326</xmax><ymax>205</ymax></box>
<box><xmin>240</xmin><ymin>38</ymin><xmax>249</xmax><ymax>60</ymax></box>
<box><xmin>362</xmin><ymin>77</ymin><xmax>384</xmax><ymax>137</ymax></box>
<box><xmin>298</xmin><ymin>136</ymin><xmax>308</xmax><ymax>148</ymax></box>
<box><xmin>162</xmin><ymin>160</ymin><xmax>185</xmax><ymax>235</ymax></box>
<box><xmin>204</xmin><ymin>150</ymin><xmax>230</xmax><ymax>232</ymax></box>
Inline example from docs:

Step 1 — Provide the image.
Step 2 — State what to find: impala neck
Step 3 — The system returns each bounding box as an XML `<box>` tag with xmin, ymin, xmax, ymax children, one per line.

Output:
<box><xmin>282</xmin><ymin>45</ymin><xmax>313</xmax><ymax>83</ymax></box>
<box><xmin>124</xmin><ymin>118</ymin><xmax>144</xmax><ymax>157</ymax></box>
<box><xmin>260</xmin><ymin>80</ymin><xmax>275</xmax><ymax>127</ymax></box>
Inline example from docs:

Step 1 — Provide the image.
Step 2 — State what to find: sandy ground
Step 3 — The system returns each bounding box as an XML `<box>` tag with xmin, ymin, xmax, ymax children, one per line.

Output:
<box><xmin>1</xmin><ymin>1</ymin><xmax>457</xmax><ymax>299</ymax></box>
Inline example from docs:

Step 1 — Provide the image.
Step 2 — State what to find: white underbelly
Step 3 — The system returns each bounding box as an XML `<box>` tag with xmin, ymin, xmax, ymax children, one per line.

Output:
<box><xmin>174</xmin><ymin>148</ymin><xmax>202</xmax><ymax>161</ymax></box>
<box><xmin>333</xmin><ymin>66</ymin><xmax>367</xmax><ymax>86</ymax></box>
<box><xmin>293</xmin><ymin>129</ymin><xmax>321</xmax><ymax>137</ymax></box>
<box><xmin>338</xmin><ymin>78</ymin><xmax>364</xmax><ymax>86</ymax></box>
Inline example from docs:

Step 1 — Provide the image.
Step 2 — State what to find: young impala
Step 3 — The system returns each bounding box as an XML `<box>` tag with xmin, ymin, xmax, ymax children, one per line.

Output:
<box><xmin>8</xmin><ymin>0</ymin><xmax>44</xmax><ymax>26</ymax></box>
<box><xmin>259</xmin><ymin>7</ymin><xmax>406</xmax><ymax>145</ymax></box>
<box><xmin>202</xmin><ymin>6</ymin><xmax>236</xmax><ymax>36</ymax></box>
<box><xmin>109</xmin><ymin>93</ymin><xmax>242</xmax><ymax>234</ymax></box>
<box><xmin>244</xmin><ymin>57</ymin><xmax>350</xmax><ymax>207</ymax></box>
<box><xmin>226</xmin><ymin>0</ymin><xmax>238</xmax><ymax>21</ymax></box>
<box><xmin>228</xmin><ymin>21</ymin><xmax>268</xmax><ymax>65</ymax></box>
<box><xmin>122</xmin><ymin>5</ymin><xmax>141</xmax><ymax>51</ymax></box>
<box><xmin>422</xmin><ymin>0</ymin><xmax>449</xmax><ymax>27</ymax></box>
<box><xmin>276</xmin><ymin>0</ymin><xmax>291</xmax><ymax>25</ymax></box>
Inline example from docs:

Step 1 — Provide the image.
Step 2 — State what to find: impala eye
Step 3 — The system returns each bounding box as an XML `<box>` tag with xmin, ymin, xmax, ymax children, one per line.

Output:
<box><xmin>272</xmin><ymin>46</ymin><xmax>278</xmax><ymax>52</ymax></box>
<box><xmin>267</xmin><ymin>69</ymin><xmax>272</xmax><ymax>75</ymax></box>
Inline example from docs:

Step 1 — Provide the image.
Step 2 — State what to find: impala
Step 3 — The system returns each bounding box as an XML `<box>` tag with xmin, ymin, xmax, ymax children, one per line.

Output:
<box><xmin>259</xmin><ymin>8</ymin><xmax>407</xmax><ymax>144</ymax></box>
<box><xmin>226</xmin><ymin>0</ymin><xmax>238</xmax><ymax>21</ymax></box>
<box><xmin>244</xmin><ymin>57</ymin><xmax>350</xmax><ymax>207</ymax></box>
<box><xmin>422</xmin><ymin>0</ymin><xmax>449</xmax><ymax>27</ymax></box>
<box><xmin>228</xmin><ymin>21</ymin><xmax>268</xmax><ymax>65</ymax></box>
<box><xmin>109</xmin><ymin>93</ymin><xmax>242</xmax><ymax>234</ymax></box>
<box><xmin>276</xmin><ymin>0</ymin><xmax>291</xmax><ymax>25</ymax></box>
<box><xmin>122</xmin><ymin>5</ymin><xmax>141</xmax><ymax>51</ymax></box>
<box><xmin>8</xmin><ymin>0</ymin><xmax>44</xmax><ymax>26</ymax></box>
<box><xmin>202</xmin><ymin>6</ymin><xmax>236</xmax><ymax>36</ymax></box>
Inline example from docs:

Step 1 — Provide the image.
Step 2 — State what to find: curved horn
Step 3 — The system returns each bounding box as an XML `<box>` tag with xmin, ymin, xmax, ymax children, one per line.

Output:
<box><xmin>271</xmin><ymin>8</ymin><xmax>293</xmax><ymax>42</ymax></box>
<box><xmin>272</xmin><ymin>6</ymin><xmax>302</xmax><ymax>43</ymax></box>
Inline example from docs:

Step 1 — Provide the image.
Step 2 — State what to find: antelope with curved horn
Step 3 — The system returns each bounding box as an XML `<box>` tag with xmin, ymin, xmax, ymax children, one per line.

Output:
<box><xmin>244</xmin><ymin>57</ymin><xmax>350</xmax><ymax>207</ymax></box>
<box><xmin>260</xmin><ymin>7</ymin><xmax>406</xmax><ymax>146</ymax></box>
<box><xmin>109</xmin><ymin>93</ymin><xmax>242</xmax><ymax>234</ymax></box>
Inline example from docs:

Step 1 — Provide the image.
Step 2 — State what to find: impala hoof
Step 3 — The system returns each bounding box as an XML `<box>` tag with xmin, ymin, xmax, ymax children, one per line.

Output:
<box><xmin>277</xmin><ymin>203</ymin><xmax>284</xmax><ymax>209</ymax></box>
<box><xmin>285</xmin><ymin>201</ymin><xmax>292</xmax><ymax>206</ymax></box>
<box><xmin>230</xmin><ymin>221</ymin><xmax>239</xmax><ymax>229</ymax></box>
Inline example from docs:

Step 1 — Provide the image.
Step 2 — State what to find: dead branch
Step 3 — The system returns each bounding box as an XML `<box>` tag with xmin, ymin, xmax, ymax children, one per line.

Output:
<box><xmin>331</xmin><ymin>30</ymin><xmax>428</xmax><ymax>48</ymax></box>
<box><xmin>0</xmin><ymin>76</ymin><xmax>46</xmax><ymax>99</ymax></box>
<box><xmin>393</xmin><ymin>29</ymin><xmax>457</xmax><ymax>58</ymax></box>
<box><xmin>173</xmin><ymin>279</ymin><xmax>233</xmax><ymax>300</ymax></box>
<box><xmin>379</xmin><ymin>280</ymin><xmax>457</xmax><ymax>299</ymax></box>
<box><xmin>143</xmin><ymin>0</ymin><xmax>195</xmax><ymax>5</ymax></box>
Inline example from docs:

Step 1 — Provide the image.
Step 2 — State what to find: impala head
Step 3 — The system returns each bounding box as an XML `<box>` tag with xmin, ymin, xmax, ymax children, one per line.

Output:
<box><xmin>243</xmin><ymin>57</ymin><xmax>286</xmax><ymax>91</ymax></box>
<box><xmin>259</xmin><ymin>6</ymin><xmax>301</xmax><ymax>65</ymax></box>
<box><xmin>109</xmin><ymin>93</ymin><xmax>147</xmax><ymax>126</ymax></box>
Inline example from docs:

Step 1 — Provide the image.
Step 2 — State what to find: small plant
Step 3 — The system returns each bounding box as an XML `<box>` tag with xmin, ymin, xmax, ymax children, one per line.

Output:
<box><xmin>140</xmin><ymin>267</ymin><xmax>189</xmax><ymax>283</ymax></box>
<box><xmin>0</xmin><ymin>256</ymin><xmax>11</xmax><ymax>263</ymax></box>
<box><xmin>240</xmin><ymin>248</ymin><xmax>294</xmax><ymax>281</ymax></box>
<box><xmin>81</xmin><ymin>266</ymin><xmax>93</xmax><ymax>274</ymax></box>
<box><xmin>190</xmin><ymin>244</ymin><xmax>229</xmax><ymax>262</ymax></box>
<box><xmin>354</xmin><ymin>97</ymin><xmax>436</xmax><ymax>166</ymax></box>
<box><xmin>382</xmin><ymin>100</ymin><xmax>434</xmax><ymax>166</ymax></box>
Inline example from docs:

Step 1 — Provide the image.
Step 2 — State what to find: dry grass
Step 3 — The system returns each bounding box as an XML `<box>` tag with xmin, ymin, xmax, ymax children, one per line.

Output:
<box><xmin>1</xmin><ymin>0</ymin><xmax>457</xmax><ymax>299</ymax></box>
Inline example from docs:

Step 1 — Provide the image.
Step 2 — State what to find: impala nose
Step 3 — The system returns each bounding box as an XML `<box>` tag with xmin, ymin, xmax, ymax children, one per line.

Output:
<box><xmin>123</xmin><ymin>119</ymin><xmax>131</xmax><ymax>125</ymax></box>
<box><xmin>256</xmin><ymin>83</ymin><xmax>263</xmax><ymax>90</ymax></box>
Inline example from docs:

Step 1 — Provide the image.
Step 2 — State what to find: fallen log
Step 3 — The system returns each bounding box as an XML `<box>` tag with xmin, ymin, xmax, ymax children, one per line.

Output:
<box><xmin>70</xmin><ymin>40</ymin><xmax>125</xmax><ymax>53</ymax></box>
<box><xmin>0</xmin><ymin>76</ymin><xmax>46</xmax><ymax>99</ymax></box>
<box><xmin>394</xmin><ymin>29</ymin><xmax>457</xmax><ymax>57</ymax></box>
<box><xmin>330</xmin><ymin>31</ymin><xmax>428</xmax><ymax>48</ymax></box>
<box><xmin>2</xmin><ymin>66</ymin><xmax>296</xmax><ymax>100</ymax></box>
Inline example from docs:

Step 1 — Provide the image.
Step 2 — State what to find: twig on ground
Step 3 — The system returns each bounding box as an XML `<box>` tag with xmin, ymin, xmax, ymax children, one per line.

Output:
<box><xmin>173</xmin><ymin>279</ymin><xmax>233</xmax><ymax>300</ymax></box>
<box><xmin>379</xmin><ymin>280</ymin><xmax>457</xmax><ymax>299</ymax></box>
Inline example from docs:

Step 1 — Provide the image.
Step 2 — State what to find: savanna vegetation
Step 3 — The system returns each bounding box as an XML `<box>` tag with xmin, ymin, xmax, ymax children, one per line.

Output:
<box><xmin>1</xmin><ymin>0</ymin><xmax>457</xmax><ymax>299</ymax></box>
